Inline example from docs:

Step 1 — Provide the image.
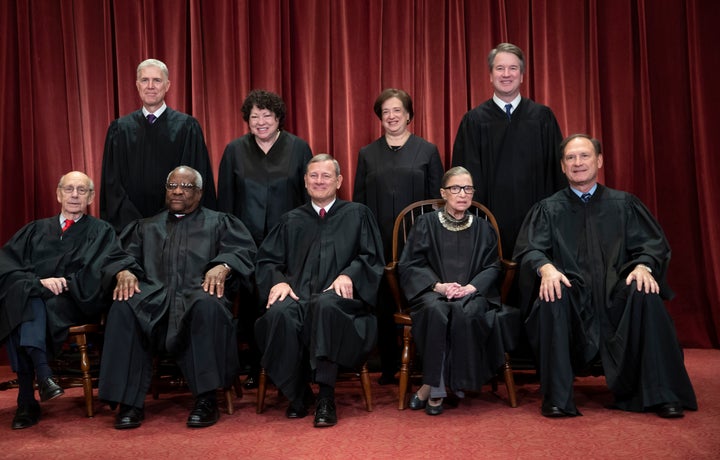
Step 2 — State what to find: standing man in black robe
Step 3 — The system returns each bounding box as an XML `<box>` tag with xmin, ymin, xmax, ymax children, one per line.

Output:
<box><xmin>99</xmin><ymin>166</ymin><xmax>256</xmax><ymax>430</ymax></box>
<box><xmin>100</xmin><ymin>58</ymin><xmax>217</xmax><ymax>233</ymax></box>
<box><xmin>513</xmin><ymin>134</ymin><xmax>697</xmax><ymax>418</ymax></box>
<box><xmin>452</xmin><ymin>42</ymin><xmax>565</xmax><ymax>259</ymax></box>
<box><xmin>255</xmin><ymin>154</ymin><xmax>384</xmax><ymax>428</ymax></box>
<box><xmin>0</xmin><ymin>171</ymin><xmax>135</xmax><ymax>429</ymax></box>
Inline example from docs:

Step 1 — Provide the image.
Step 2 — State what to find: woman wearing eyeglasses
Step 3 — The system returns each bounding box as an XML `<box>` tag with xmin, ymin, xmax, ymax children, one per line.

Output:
<box><xmin>353</xmin><ymin>88</ymin><xmax>444</xmax><ymax>384</ymax></box>
<box><xmin>397</xmin><ymin>166</ymin><xmax>517</xmax><ymax>415</ymax></box>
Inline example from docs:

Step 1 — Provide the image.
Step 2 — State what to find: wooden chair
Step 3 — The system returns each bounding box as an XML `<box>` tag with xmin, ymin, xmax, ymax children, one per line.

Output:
<box><xmin>256</xmin><ymin>364</ymin><xmax>374</xmax><ymax>414</ymax></box>
<box><xmin>47</xmin><ymin>322</ymin><xmax>104</xmax><ymax>417</ymax></box>
<box><xmin>384</xmin><ymin>199</ymin><xmax>518</xmax><ymax>410</ymax></box>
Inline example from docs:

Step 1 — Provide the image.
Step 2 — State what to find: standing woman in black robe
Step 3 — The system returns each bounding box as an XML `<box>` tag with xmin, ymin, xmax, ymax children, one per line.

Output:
<box><xmin>353</xmin><ymin>88</ymin><xmax>444</xmax><ymax>384</ymax></box>
<box><xmin>398</xmin><ymin>167</ymin><xmax>516</xmax><ymax>415</ymax></box>
<box><xmin>217</xmin><ymin>89</ymin><xmax>313</xmax><ymax>388</ymax></box>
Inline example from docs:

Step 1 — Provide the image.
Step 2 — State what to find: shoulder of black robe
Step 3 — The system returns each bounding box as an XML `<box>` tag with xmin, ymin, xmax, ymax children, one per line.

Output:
<box><xmin>0</xmin><ymin>215</ymin><xmax>138</xmax><ymax>341</ymax></box>
<box><xmin>256</xmin><ymin>200</ymin><xmax>384</xmax><ymax>306</ymax></box>
<box><xmin>398</xmin><ymin>211</ymin><xmax>501</xmax><ymax>301</ymax></box>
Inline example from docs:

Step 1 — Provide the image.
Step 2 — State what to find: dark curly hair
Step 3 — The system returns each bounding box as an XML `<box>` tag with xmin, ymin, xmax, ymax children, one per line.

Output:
<box><xmin>241</xmin><ymin>89</ymin><xmax>286</xmax><ymax>129</ymax></box>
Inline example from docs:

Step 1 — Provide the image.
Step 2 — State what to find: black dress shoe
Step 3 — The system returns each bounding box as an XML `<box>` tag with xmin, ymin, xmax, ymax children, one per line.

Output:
<box><xmin>541</xmin><ymin>399</ymin><xmax>569</xmax><ymax>418</ymax></box>
<box><xmin>425</xmin><ymin>399</ymin><xmax>444</xmax><ymax>416</ymax></box>
<box><xmin>115</xmin><ymin>405</ymin><xmax>144</xmax><ymax>430</ymax></box>
<box><xmin>38</xmin><ymin>376</ymin><xmax>64</xmax><ymax>402</ymax></box>
<box><xmin>313</xmin><ymin>398</ymin><xmax>337</xmax><ymax>427</ymax></box>
<box><xmin>656</xmin><ymin>402</ymin><xmax>684</xmax><ymax>418</ymax></box>
<box><xmin>408</xmin><ymin>393</ymin><xmax>427</xmax><ymax>410</ymax></box>
<box><xmin>378</xmin><ymin>373</ymin><xmax>399</xmax><ymax>385</ymax></box>
<box><xmin>12</xmin><ymin>402</ymin><xmax>41</xmax><ymax>430</ymax></box>
<box><xmin>242</xmin><ymin>375</ymin><xmax>259</xmax><ymax>390</ymax></box>
<box><xmin>286</xmin><ymin>401</ymin><xmax>309</xmax><ymax>419</ymax></box>
<box><xmin>187</xmin><ymin>398</ymin><xmax>219</xmax><ymax>428</ymax></box>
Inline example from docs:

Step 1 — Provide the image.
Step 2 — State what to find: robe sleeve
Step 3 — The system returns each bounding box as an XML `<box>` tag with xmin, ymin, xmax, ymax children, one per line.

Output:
<box><xmin>255</xmin><ymin>219</ymin><xmax>291</xmax><ymax>299</ymax></box>
<box><xmin>466</xmin><ymin>220</ymin><xmax>502</xmax><ymax>296</ymax></box>
<box><xmin>426</xmin><ymin>146</ymin><xmax>444</xmax><ymax>199</ymax></box>
<box><xmin>182</xmin><ymin>119</ymin><xmax>217</xmax><ymax>210</ymax></box>
<box><xmin>100</xmin><ymin>120</ymin><xmax>143</xmax><ymax>233</ymax></box>
<box><xmin>398</xmin><ymin>216</ymin><xmax>439</xmax><ymax>301</ymax></box>
<box><xmin>217</xmin><ymin>142</ymin><xmax>239</xmax><ymax>214</ymax></box>
<box><xmin>206</xmin><ymin>214</ymin><xmax>257</xmax><ymax>291</ymax></box>
<box><xmin>338</xmin><ymin>206</ymin><xmax>385</xmax><ymax>306</ymax></box>
<box><xmin>352</xmin><ymin>151</ymin><xmax>368</xmax><ymax>203</ymax></box>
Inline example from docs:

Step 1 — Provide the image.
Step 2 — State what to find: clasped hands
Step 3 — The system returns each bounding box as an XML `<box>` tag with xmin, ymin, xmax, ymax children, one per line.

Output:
<box><xmin>433</xmin><ymin>282</ymin><xmax>476</xmax><ymax>299</ymax></box>
<box><xmin>266</xmin><ymin>274</ymin><xmax>354</xmax><ymax>309</ymax></box>
<box><xmin>537</xmin><ymin>263</ymin><xmax>659</xmax><ymax>302</ymax></box>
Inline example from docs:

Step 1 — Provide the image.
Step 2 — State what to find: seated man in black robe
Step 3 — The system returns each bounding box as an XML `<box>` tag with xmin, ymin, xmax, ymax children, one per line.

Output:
<box><xmin>513</xmin><ymin>134</ymin><xmax>697</xmax><ymax>418</ymax></box>
<box><xmin>255</xmin><ymin>154</ymin><xmax>384</xmax><ymax>428</ymax></box>
<box><xmin>0</xmin><ymin>171</ymin><xmax>136</xmax><ymax>430</ymax></box>
<box><xmin>99</xmin><ymin>166</ymin><xmax>256</xmax><ymax>430</ymax></box>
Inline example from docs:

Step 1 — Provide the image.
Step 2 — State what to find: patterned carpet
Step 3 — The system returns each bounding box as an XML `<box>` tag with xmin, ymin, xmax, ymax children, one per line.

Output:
<box><xmin>0</xmin><ymin>348</ymin><xmax>718</xmax><ymax>459</ymax></box>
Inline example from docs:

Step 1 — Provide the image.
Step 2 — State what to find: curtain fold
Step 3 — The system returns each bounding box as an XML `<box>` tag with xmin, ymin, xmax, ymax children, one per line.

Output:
<box><xmin>1</xmin><ymin>0</ymin><xmax>718</xmax><ymax>347</ymax></box>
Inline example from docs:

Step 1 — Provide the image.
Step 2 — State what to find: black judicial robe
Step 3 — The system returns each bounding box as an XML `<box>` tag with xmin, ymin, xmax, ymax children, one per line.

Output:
<box><xmin>255</xmin><ymin>201</ymin><xmax>384</xmax><ymax>376</ymax></box>
<box><xmin>116</xmin><ymin>207</ymin><xmax>256</xmax><ymax>350</ymax></box>
<box><xmin>513</xmin><ymin>185</ymin><xmax>697</xmax><ymax>413</ymax></box>
<box><xmin>218</xmin><ymin>131</ymin><xmax>312</xmax><ymax>246</ymax></box>
<box><xmin>452</xmin><ymin>98</ymin><xmax>565</xmax><ymax>257</ymax></box>
<box><xmin>353</xmin><ymin>134</ymin><xmax>444</xmax><ymax>261</ymax></box>
<box><xmin>398</xmin><ymin>211</ymin><xmax>519</xmax><ymax>390</ymax></box>
<box><xmin>0</xmin><ymin>216</ymin><xmax>135</xmax><ymax>354</ymax></box>
<box><xmin>100</xmin><ymin>108</ymin><xmax>217</xmax><ymax>233</ymax></box>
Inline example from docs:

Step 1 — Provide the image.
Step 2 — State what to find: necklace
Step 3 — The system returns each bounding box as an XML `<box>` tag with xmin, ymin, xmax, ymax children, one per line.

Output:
<box><xmin>438</xmin><ymin>208</ymin><xmax>472</xmax><ymax>232</ymax></box>
<box><xmin>385</xmin><ymin>132</ymin><xmax>410</xmax><ymax>151</ymax></box>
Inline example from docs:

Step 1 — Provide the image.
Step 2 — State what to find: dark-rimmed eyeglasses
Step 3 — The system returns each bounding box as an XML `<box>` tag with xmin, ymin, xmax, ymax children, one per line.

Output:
<box><xmin>442</xmin><ymin>185</ymin><xmax>475</xmax><ymax>194</ymax></box>
<box><xmin>165</xmin><ymin>182</ymin><xmax>198</xmax><ymax>191</ymax></box>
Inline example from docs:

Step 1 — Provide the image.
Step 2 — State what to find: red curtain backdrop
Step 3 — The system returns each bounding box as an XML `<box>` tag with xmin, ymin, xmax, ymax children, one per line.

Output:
<box><xmin>1</xmin><ymin>0</ymin><xmax>718</xmax><ymax>348</ymax></box>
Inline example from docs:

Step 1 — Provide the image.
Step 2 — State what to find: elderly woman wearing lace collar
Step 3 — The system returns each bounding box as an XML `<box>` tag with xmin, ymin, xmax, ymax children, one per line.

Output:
<box><xmin>398</xmin><ymin>166</ymin><xmax>518</xmax><ymax>415</ymax></box>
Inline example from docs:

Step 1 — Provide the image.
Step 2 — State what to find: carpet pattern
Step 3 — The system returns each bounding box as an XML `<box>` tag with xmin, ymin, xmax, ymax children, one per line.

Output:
<box><xmin>0</xmin><ymin>349</ymin><xmax>718</xmax><ymax>459</ymax></box>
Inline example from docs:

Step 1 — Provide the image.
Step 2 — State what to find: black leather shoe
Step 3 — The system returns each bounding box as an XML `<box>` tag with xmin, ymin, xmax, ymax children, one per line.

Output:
<box><xmin>378</xmin><ymin>373</ymin><xmax>399</xmax><ymax>385</ymax></box>
<box><xmin>187</xmin><ymin>398</ymin><xmax>219</xmax><ymax>428</ymax></box>
<box><xmin>38</xmin><ymin>376</ymin><xmax>64</xmax><ymax>402</ymax></box>
<box><xmin>286</xmin><ymin>401</ymin><xmax>309</xmax><ymax>419</ymax></box>
<box><xmin>114</xmin><ymin>405</ymin><xmax>144</xmax><ymax>430</ymax></box>
<box><xmin>425</xmin><ymin>399</ymin><xmax>444</xmax><ymax>416</ymax></box>
<box><xmin>242</xmin><ymin>375</ymin><xmax>259</xmax><ymax>390</ymax></box>
<box><xmin>408</xmin><ymin>393</ymin><xmax>427</xmax><ymax>410</ymax></box>
<box><xmin>12</xmin><ymin>402</ymin><xmax>41</xmax><ymax>430</ymax></box>
<box><xmin>656</xmin><ymin>402</ymin><xmax>684</xmax><ymax>418</ymax></box>
<box><xmin>541</xmin><ymin>399</ymin><xmax>569</xmax><ymax>418</ymax></box>
<box><xmin>313</xmin><ymin>398</ymin><xmax>337</xmax><ymax>427</ymax></box>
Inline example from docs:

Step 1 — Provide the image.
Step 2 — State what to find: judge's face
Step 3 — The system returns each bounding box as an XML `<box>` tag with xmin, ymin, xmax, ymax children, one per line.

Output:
<box><xmin>380</xmin><ymin>97</ymin><xmax>410</xmax><ymax>136</ymax></box>
<box><xmin>305</xmin><ymin>160</ymin><xmax>342</xmax><ymax>207</ymax></box>
<box><xmin>165</xmin><ymin>169</ymin><xmax>203</xmax><ymax>214</ymax></box>
<box><xmin>440</xmin><ymin>173</ymin><xmax>474</xmax><ymax>217</ymax></box>
<box><xmin>136</xmin><ymin>65</ymin><xmax>170</xmax><ymax>111</ymax></box>
<box><xmin>490</xmin><ymin>52</ymin><xmax>523</xmax><ymax>101</ymax></box>
<box><xmin>561</xmin><ymin>137</ymin><xmax>603</xmax><ymax>190</ymax></box>
<box><xmin>248</xmin><ymin>106</ymin><xmax>280</xmax><ymax>143</ymax></box>
<box><xmin>56</xmin><ymin>172</ymin><xmax>94</xmax><ymax>218</ymax></box>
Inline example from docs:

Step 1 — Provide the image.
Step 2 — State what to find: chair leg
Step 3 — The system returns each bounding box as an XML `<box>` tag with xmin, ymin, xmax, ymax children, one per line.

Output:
<box><xmin>225</xmin><ymin>388</ymin><xmax>235</xmax><ymax>415</ymax></box>
<box><xmin>360</xmin><ymin>362</ymin><xmax>373</xmax><ymax>412</ymax></box>
<box><xmin>256</xmin><ymin>368</ymin><xmax>267</xmax><ymax>414</ymax></box>
<box><xmin>73</xmin><ymin>333</ymin><xmax>94</xmax><ymax>417</ymax></box>
<box><xmin>503</xmin><ymin>352</ymin><xmax>518</xmax><ymax>408</ymax></box>
<box><xmin>398</xmin><ymin>325</ymin><xmax>412</xmax><ymax>410</ymax></box>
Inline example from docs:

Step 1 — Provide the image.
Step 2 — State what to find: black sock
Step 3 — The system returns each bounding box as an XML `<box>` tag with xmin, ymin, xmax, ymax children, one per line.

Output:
<box><xmin>16</xmin><ymin>372</ymin><xmax>37</xmax><ymax>406</ymax></box>
<box><xmin>198</xmin><ymin>390</ymin><xmax>216</xmax><ymax>402</ymax></box>
<box><xmin>26</xmin><ymin>346</ymin><xmax>52</xmax><ymax>381</ymax></box>
<box><xmin>318</xmin><ymin>383</ymin><xmax>334</xmax><ymax>401</ymax></box>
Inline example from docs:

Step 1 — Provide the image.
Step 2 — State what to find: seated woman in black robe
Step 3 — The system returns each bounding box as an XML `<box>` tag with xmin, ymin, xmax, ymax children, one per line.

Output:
<box><xmin>398</xmin><ymin>166</ymin><xmax>514</xmax><ymax>415</ymax></box>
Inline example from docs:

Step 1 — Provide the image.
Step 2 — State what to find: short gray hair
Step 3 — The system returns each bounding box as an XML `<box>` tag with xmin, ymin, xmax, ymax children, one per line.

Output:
<box><xmin>166</xmin><ymin>165</ymin><xmax>203</xmax><ymax>189</ymax></box>
<box><xmin>137</xmin><ymin>59</ymin><xmax>169</xmax><ymax>80</ymax></box>
<box><xmin>306</xmin><ymin>154</ymin><xmax>341</xmax><ymax>176</ymax></box>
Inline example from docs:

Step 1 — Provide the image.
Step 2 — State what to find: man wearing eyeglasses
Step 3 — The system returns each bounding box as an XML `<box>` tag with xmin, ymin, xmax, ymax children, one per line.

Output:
<box><xmin>99</xmin><ymin>166</ymin><xmax>256</xmax><ymax>430</ymax></box>
<box><xmin>100</xmin><ymin>58</ymin><xmax>217</xmax><ymax>234</ymax></box>
<box><xmin>0</xmin><ymin>171</ymin><xmax>137</xmax><ymax>429</ymax></box>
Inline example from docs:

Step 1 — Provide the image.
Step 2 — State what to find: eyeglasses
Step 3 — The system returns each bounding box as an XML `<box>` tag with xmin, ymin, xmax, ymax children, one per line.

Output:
<box><xmin>59</xmin><ymin>186</ymin><xmax>92</xmax><ymax>195</ymax></box>
<box><xmin>165</xmin><ymin>183</ymin><xmax>198</xmax><ymax>191</ymax></box>
<box><xmin>442</xmin><ymin>185</ymin><xmax>475</xmax><ymax>194</ymax></box>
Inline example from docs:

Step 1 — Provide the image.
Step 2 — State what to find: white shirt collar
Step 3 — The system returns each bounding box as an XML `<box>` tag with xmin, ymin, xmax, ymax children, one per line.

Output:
<box><xmin>493</xmin><ymin>94</ymin><xmax>522</xmax><ymax>113</ymax></box>
<box><xmin>142</xmin><ymin>102</ymin><xmax>167</xmax><ymax>118</ymax></box>
<box><xmin>311</xmin><ymin>199</ymin><xmax>336</xmax><ymax>215</ymax></box>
